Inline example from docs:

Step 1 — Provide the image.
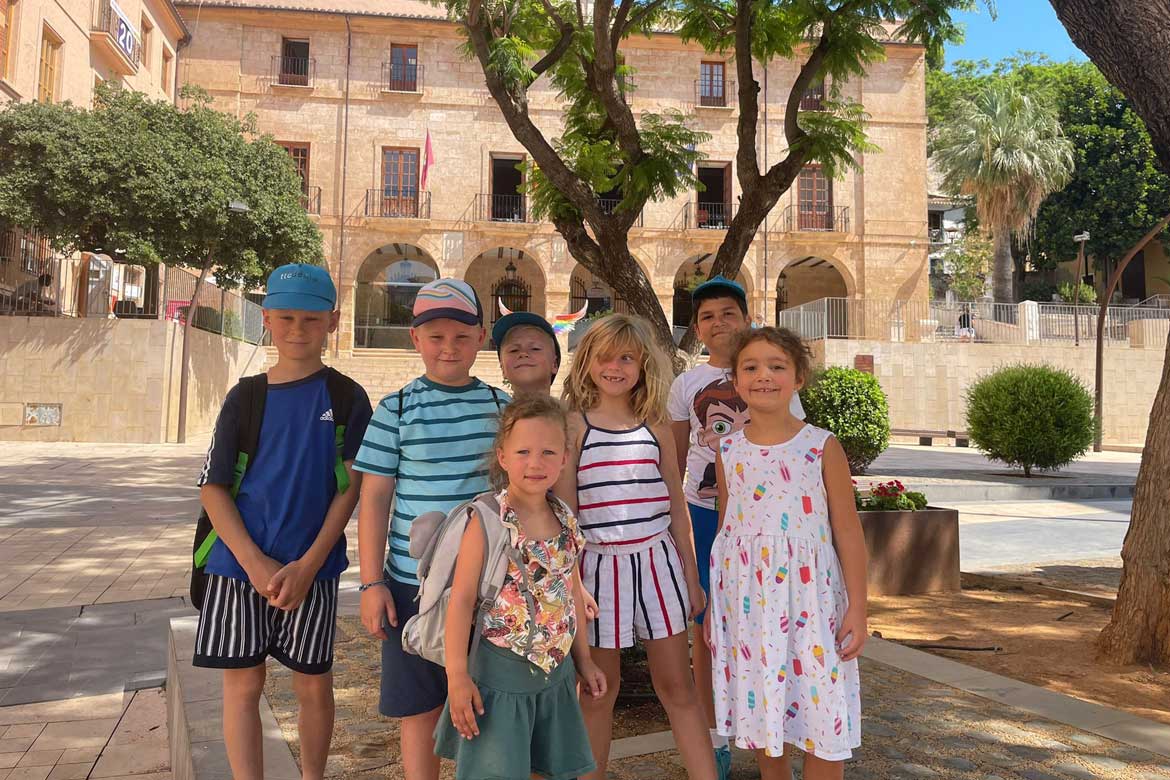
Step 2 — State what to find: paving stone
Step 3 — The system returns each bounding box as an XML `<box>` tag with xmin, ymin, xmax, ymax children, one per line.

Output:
<box><xmin>1005</xmin><ymin>744</ymin><xmax>1054</xmax><ymax>762</ymax></box>
<box><xmin>942</xmin><ymin>757</ymin><xmax>979</xmax><ymax>771</ymax></box>
<box><xmin>894</xmin><ymin>763</ymin><xmax>938</xmax><ymax>778</ymax></box>
<box><xmin>1018</xmin><ymin>771</ymin><xmax>1071</xmax><ymax>780</ymax></box>
<box><xmin>1049</xmin><ymin>761</ymin><xmax>1097</xmax><ymax>780</ymax></box>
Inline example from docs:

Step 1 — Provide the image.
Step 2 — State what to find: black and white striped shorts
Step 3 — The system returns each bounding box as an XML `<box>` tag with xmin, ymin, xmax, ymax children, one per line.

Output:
<box><xmin>192</xmin><ymin>574</ymin><xmax>339</xmax><ymax>675</ymax></box>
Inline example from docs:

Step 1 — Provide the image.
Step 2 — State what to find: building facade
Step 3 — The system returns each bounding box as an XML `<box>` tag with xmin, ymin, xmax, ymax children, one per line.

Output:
<box><xmin>175</xmin><ymin>0</ymin><xmax>929</xmax><ymax>354</ymax></box>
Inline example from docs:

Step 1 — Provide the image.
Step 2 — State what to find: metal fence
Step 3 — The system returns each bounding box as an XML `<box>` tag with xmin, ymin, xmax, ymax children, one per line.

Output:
<box><xmin>777</xmin><ymin>297</ymin><xmax>1170</xmax><ymax>348</ymax></box>
<box><xmin>1</xmin><ymin>226</ymin><xmax>264</xmax><ymax>343</ymax></box>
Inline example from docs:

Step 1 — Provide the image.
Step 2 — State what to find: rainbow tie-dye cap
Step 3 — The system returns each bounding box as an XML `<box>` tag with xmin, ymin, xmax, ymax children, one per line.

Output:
<box><xmin>411</xmin><ymin>278</ymin><xmax>483</xmax><ymax>327</ymax></box>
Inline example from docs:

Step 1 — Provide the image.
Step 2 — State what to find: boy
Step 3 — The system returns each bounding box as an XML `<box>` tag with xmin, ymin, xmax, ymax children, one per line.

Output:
<box><xmin>194</xmin><ymin>263</ymin><xmax>373</xmax><ymax>780</ymax></box>
<box><xmin>355</xmin><ymin>279</ymin><xmax>509</xmax><ymax>780</ymax></box>
<box><xmin>492</xmin><ymin>310</ymin><xmax>560</xmax><ymax>395</ymax></box>
<box><xmin>667</xmin><ymin>276</ymin><xmax>804</xmax><ymax>780</ymax></box>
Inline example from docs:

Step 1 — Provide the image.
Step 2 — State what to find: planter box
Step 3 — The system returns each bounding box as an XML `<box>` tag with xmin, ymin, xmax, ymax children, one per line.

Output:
<box><xmin>860</xmin><ymin>506</ymin><xmax>960</xmax><ymax>596</ymax></box>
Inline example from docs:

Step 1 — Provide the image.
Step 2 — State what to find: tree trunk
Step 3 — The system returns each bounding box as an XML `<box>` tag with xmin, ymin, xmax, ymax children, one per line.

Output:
<box><xmin>1048</xmin><ymin>0</ymin><xmax>1170</xmax><ymax>664</ymax></box>
<box><xmin>991</xmin><ymin>227</ymin><xmax>1014</xmax><ymax>303</ymax></box>
<box><xmin>177</xmin><ymin>252</ymin><xmax>213</xmax><ymax>444</ymax></box>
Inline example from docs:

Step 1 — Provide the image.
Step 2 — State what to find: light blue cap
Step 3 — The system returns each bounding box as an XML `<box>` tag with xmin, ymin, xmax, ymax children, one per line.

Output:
<box><xmin>262</xmin><ymin>264</ymin><xmax>336</xmax><ymax>311</ymax></box>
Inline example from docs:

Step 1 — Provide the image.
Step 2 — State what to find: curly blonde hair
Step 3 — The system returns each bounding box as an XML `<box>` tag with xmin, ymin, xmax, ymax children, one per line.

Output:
<box><xmin>562</xmin><ymin>314</ymin><xmax>671</xmax><ymax>425</ymax></box>
<box><xmin>488</xmin><ymin>394</ymin><xmax>570</xmax><ymax>491</ymax></box>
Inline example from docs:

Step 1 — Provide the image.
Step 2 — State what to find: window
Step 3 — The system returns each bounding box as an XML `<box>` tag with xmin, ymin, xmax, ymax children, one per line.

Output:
<box><xmin>801</xmin><ymin>78</ymin><xmax>825</xmax><ymax>111</ymax></box>
<box><xmin>278</xmin><ymin>142</ymin><xmax>310</xmax><ymax>191</ymax></box>
<box><xmin>699</xmin><ymin>61</ymin><xmax>726</xmax><ymax>107</ymax></box>
<box><xmin>140</xmin><ymin>16</ymin><xmax>152</xmax><ymax>68</ymax></box>
<box><xmin>161</xmin><ymin>47</ymin><xmax>172</xmax><ymax>94</ymax></box>
<box><xmin>279</xmin><ymin>38</ymin><xmax>310</xmax><ymax>86</ymax></box>
<box><xmin>488</xmin><ymin>155</ymin><xmax>525</xmax><ymax>221</ymax></box>
<box><xmin>1</xmin><ymin>0</ymin><xmax>17</xmax><ymax>81</ymax></box>
<box><xmin>381</xmin><ymin>147</ymin><xmax>420</xmax><ymax>217</ymax></box>
<box><xmin>37</xmin><ymin>25</ymin><xmax>62</xmax><ymax>103</ymax></box>
<box><xmin>387</xmin><ymin>43</ymin><xmax>418</xmax><ymax>91</ymax></box>
<box><xmin>797</xmin><ymin>164</ymin><xmax>833</xmax><ymax>230</ymax></box>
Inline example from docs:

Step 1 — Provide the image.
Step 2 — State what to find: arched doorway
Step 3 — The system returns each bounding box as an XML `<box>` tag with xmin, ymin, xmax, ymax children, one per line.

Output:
<box><xmin>464</xmin><ymin>247</ymin><xmax>546</xmax><ymax>344</ymax></box>
<box><xmin>354</xmin><ymin>244</ymin><xmax>439</xmax><ymax>348</ymax></box>
<box><xmin>774</xmin><ymin>256</ymin><xmax>848</xmax><ymax>323</ymax></box>
<box><xmin>569</xmin><ymin>264</ymin><xmax>631</xmax><ymax>317</ymax></box>
<box><xmin>672</xmin><ymin>254</ymin><xmax>752</xmax><ymax>331</ymax></box>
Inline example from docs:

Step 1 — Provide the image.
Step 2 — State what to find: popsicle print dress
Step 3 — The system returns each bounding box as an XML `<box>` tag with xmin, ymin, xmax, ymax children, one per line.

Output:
<box><xmin>710</xmin><ymin>425</ymin><xmax>861</xmax><ymax>761</ymax></box>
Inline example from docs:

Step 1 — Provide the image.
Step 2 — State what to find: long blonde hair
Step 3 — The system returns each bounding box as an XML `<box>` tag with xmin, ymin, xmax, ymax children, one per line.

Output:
<box><xmin>562</xmin><ymin>314</ymin><xmax>671</xmax><ymax>424</ymax></box>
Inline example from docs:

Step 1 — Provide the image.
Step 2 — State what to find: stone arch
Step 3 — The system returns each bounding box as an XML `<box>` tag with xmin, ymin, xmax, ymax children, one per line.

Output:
<box><xmin>464</xmin><ymin>247</ymin><xmax>548</xmax><ymax>329</ymax></box>
<box><xmin>353</xmin><ymin>243</ymin><xmax>440</xmax><ymax>349</ymax></box>
<box><xmin>774</xmin><ymin>255</ymin><xmax>852</xmax><ymax>323</ymax></box>
<box><xmin>670</xmin><ymin>254</ymin><xmax>753</xmax><ymax>329</ymax></box>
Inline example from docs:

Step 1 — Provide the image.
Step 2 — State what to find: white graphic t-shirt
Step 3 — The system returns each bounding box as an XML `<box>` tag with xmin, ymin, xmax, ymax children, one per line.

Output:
<box><xmin>667</xmin><ymin>363</ymin><xmax>805</xmax><ymax>510</ymax></box>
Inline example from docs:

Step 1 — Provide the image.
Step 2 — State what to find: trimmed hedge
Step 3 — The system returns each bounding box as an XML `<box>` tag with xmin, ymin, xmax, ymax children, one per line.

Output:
<box><xmin>802</xmin><ymin>367</ymin><xmax>890</xmax><ymax>474</ymax></box>
<box><xmin>965</xmin><ymin>364</ymin><xmax>1096</xmax><ymax>476</ymax></box>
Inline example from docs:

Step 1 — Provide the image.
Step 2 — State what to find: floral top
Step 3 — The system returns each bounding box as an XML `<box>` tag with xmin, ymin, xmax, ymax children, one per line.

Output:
<box><xmin>480</xmin><ymin>491</ymin><xmax>586</xmax><ymax>673</ymax></box>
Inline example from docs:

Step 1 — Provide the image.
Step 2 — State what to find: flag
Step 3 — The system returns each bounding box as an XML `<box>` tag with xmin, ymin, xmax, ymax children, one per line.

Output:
<box><xmin>421</xmin><ymin>130</ymin><xmax>434</xmax><ymax>190</ymax></box>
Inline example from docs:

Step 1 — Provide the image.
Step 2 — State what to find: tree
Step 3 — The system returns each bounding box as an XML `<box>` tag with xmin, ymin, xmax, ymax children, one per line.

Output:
<box><xmin>941</xmin><ymin>230</ymin><xmax>992</xmax><ymax>300</ymax></box>
<box><xmin>933</xmin><ymin>82</ymin><xmax>1073</xmax><ymax>302</ymax></box>
<box><xmin>0</xmin><ymin>83</ymin><xmax>322</xmax><ymax>289</ymax></box>
<box><xmin>1047</xmin><ymin>0</ymin><xmax>1170</xmax><ymax>666</ymax></box>
<box><xmin>442</xmin><ymin>0</ymin><xmax>982</xmax><ymax>355</ymax></box>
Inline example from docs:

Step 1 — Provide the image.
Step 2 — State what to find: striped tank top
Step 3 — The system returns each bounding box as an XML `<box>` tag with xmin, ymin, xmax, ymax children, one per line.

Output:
<box><xmin>575</xmin><ymin>416</ymin><xmax>672</xmax><ymax>544</ymax></box>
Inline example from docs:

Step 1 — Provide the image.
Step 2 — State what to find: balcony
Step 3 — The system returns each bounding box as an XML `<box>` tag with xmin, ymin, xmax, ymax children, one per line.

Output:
<box><xmin>301</xmin><ymin>186</ymin><xmax>321</xmax><ymax>215</ymax></box>
<box><xmin>695</xmin><ymin>79</ymin><xmax>734</xmax><ymax>108</ymax></box>
<box><xmin>800</xmin><ymin>84</ymin><xmax>825</xmax><ymax>111</ymax></box>
<box><xmin>597</xmin><ymin>198</ymin><xmax>643</xmax><ymax>227</ymax></box>
<box><xmin>91</xmin><ymin>0</ymin><xmax>141</xmax><ymax>75</ymax></box>
<box><xmin>381</xmin><ymin>62</ymin><xmax>423</xmax><ymax>93</ymax></box>
<box><xmin>272</xmin><ymin>55</ymin><xmax>315</xmax><ymax>88</ymax></box>
<box><xmin>687</xmin><ymin>201</ymin><xmax>735</xmax><ymax>230</ymax></box>
<box><xmin>775</xmin><ymin>204</ymin><xmax>850</xmax><ymax>232</ymax></box>
<box><xmin>365</xmin><ymin>189</ymin><xmax>430</xmax><ymax>219</ymax></box>
<box><xmin>477</xmin><ymin>193</ymin><xmax>529</xmax><ymax>223</ymax></box>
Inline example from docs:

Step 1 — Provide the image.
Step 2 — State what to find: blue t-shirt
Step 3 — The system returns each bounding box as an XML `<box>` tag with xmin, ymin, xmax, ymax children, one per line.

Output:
<box><xmin>198</xmin><ymin>368</ymin><xmax>373</xmax><ymax>581</ymax></box>
<box><xmin>353</xmin><ymin>376</ymin><xmax>508</xmax><ymax>585</ymax></box>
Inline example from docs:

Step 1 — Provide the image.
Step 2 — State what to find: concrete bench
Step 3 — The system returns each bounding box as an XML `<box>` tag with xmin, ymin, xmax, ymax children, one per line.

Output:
<box><xmin>168</xmin><ymin>616</ymin><xmax>300</xmax><ymax>780</ymax></box>
<box><xmin>894</xmin><ymin>428</ymin><xmax>970</xmax><ymax>448</ymax></box>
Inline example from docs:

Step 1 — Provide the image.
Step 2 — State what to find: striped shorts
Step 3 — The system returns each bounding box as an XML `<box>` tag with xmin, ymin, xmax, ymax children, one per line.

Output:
<box><xmin>193</xmin><ymin>574</ymin><xmax>339</xmax><ymax>675</ymax></box>
<box><xmin>580</xmin><ymin>530</ymin><xmax>691</xmax><ymax>649</ymax></box>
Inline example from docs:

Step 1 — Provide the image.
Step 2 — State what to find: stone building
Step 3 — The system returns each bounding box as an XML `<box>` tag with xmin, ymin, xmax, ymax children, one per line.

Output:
<box><xmin>176</xmin><ymin>0</ymin><xmax>927</xmax><ymax>353</ymax></box>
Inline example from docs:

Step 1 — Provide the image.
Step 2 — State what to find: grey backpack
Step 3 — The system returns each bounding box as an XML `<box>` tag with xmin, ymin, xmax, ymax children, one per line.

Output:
<box><xmin>401</xmin><ymin>492</ymin><xmax>539</xmax><ymax>667</ymax></box>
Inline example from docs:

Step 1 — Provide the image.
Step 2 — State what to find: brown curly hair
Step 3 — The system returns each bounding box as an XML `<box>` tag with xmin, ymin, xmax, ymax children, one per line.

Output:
<box><xmin>488</xmin><ymin>394</ymin><xmax>570</xmax><ymax>491</ymax></box>
<box><xmin>730</xmin><ymin>327</ymin><xmax>812</xmax><ymax>383</ymax></box>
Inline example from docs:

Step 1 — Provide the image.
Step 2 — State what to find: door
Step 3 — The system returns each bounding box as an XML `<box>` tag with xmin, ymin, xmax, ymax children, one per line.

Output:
<box><xmin>699</xmin><ymin>61</ymin><xmax>725</xmax><ymax>106</ymax></box>
<box><xmin>280</xmin><ymin>39</ymin><xmax>310</xmax><ymax>86</ymax></box>
<box><xmin>382</xmin><ymin>147</ymin><xmax>420</xmax><ymax>217</ymax></box>
<box><xmin>389</xmin><ymin>44</ymin><xmax>418</xmax><ymax>91</ymax></box>
<box><xmin>798</xmin><ymin>164</ymin><xmax>832</xmax><ymax>230</ymax></box>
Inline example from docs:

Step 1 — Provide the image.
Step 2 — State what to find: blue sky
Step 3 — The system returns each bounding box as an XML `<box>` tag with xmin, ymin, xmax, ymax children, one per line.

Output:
<box><xmin>945</xmin><ymin>1</ymin><xmax>1088</xmax><ymax>68</ymax></box>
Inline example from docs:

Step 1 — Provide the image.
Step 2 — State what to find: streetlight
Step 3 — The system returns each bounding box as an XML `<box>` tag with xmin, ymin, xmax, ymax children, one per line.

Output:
<box><xmin>177</xmin><ymin>199</ymin><xmax>252</xmax><ymax>443</ymax></box>
<box><xmin>1072</xmin><ymin>231</ymin><xmax>1090</xmax><ymax>346</ymax></box>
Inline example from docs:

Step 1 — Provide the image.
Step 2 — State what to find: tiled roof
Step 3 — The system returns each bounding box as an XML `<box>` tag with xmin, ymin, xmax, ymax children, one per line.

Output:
<box><xmin>173</xmin><ymin>0</ymin><xmax>450</xmax><ymax>21</ymax></box>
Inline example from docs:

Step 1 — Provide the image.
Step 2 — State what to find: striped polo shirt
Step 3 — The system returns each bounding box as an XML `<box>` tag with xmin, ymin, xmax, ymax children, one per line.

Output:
<box><xmin>575</xmin><ymin>417</ymin><xmax>672</xmax><ymax>545</ymax></box>
<box><xmin>354</xmin><ymin>376</ymin><xmax>508</xmax><ymax>584</ymax></box>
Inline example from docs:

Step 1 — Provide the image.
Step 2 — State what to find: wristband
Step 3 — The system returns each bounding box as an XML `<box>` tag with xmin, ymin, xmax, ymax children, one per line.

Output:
<box><xmin>358</xmin><ymin>578</ymin><xmax>391</xmax><ymax>593</ymax></box>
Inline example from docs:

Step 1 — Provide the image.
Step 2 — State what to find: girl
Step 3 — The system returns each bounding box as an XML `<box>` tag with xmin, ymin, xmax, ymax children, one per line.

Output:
<box><xmin>557</xmin><ymin>314</ymin><xmax>716</xmax><ymax>780</ymax></box>
<box><xmin>707</xmin><ymin>327</ymin><xmax>866</xmax><ymax>780</ymax></box>
<box><xmin>436</xmin><ymin>395</ymin><xmax>607</xmax><ymax>780</ymax></box>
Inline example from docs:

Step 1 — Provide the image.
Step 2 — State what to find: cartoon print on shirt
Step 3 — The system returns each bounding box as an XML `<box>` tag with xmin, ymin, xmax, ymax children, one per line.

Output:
<box><xmin>692</xmin><ymin>378</ymin><xmax>750</xmax><ymax>499</ymax></box>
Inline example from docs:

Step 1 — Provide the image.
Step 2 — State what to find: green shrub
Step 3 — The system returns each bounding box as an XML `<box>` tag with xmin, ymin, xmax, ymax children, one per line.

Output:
<box><xmin>1057</xmin><ymin>281</ymin><xmax>1097</xmax><ymax>304</ymax></box>
<box><xmin>1020</xmin><ymin>280</ymin><xmax>1058</xmax><ymax>302</ymax></box>
<box><xmin>802</xmin><ymin>367</ymin><xmax>890</xmax><ymax>474</ymax></box>
<box><xmin>965</xmin><ymin>364</ymin><xmax>1096</xmax><ymax>476</ymax></box>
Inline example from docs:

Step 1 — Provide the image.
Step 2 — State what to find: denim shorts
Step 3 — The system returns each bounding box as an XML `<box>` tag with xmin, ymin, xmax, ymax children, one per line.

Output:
<box><xmin>378</xmin><ymin>577</ymin><xmax>448</xmax><ymax>717</ymax></box>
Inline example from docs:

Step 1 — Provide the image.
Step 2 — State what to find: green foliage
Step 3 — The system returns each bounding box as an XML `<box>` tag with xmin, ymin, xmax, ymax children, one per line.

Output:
<box><xmin>1057</xmin><ymin>280</ymin><xmax>1097</xmax><ymax>304</ymax></box>
<box><xmin>0</xmin><ymin>83</ymin><xmax>322</xmax><ymax>289</ymax></box>
<box><xmin>801</xmin><ymin>367</ymin><xmax>890</xmax><ymax>474</ymax></box>
<box><xmin>942</xmin><ymin>231</ymin><xmax>992</xmax><ymax>300</ymax></box>
<box><xmin>965</xmin><ymin>364</ymin><xmax>1096</xmax><ymax>476</ymax></box>
<box><xmin>1019</xmin><ymin>279</ymin><xmax>1058</xmax><ymax>302</ymax></box>
<box><xmin>855</xmin><ymin>480</ymin><xmax>928</xmax><ymax>512</ymax></box>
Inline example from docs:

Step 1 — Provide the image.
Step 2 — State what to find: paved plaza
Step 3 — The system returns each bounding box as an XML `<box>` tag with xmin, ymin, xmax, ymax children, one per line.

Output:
<box><xmin>0</xmin><ymin>439</ymin><xmax>1162</xmax><ymax>779</ymax></box>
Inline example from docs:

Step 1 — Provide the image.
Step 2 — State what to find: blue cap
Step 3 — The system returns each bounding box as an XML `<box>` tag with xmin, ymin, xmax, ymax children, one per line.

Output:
<box><xmin>691</xmin><ymin>275</ymin><xmax>746</xmax><ymax>305</ymax></box>
<box><xmin>492</xmin><ymin>312</ymin><xmax>561</xmax><ymax>373</ymax></box>
<box><xmin>263</xmin><ymin>264</ymin><xmax>336</xmax><ymax>311</ymax></box>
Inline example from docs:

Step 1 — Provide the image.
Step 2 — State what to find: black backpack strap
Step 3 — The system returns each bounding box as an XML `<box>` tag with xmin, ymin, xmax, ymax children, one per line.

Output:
<box><xmin>325</xmin><ymin>368</ymin><xmax>359</xmax><ymax>494</ymax></box>
<box><xmin>488</xmin><ymin>385</ymin><xmax>504</xmax><ymax>412</ymax></box>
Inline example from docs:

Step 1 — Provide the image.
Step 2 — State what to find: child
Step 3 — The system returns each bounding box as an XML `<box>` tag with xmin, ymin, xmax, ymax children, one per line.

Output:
<box><xmin>557</xmin><ymin>314</ymin><xmax>717</xmax><ymax>780</ymax></box>
<box><xmin>435</xmin><ymin>394</ymin><xmax>607</xmax><ymax>780</ymax></box>
<box><xmin>193</xmin><ymin>263</ymin><xmax>372</xmax><ymax>780</ymax></box>
<box><xmin>667</xmin><ymin>277</ymin><xmax>804</xmax><ymax>778</ymax></box>
<box><xmin>355</xmin><ymin>279</ymin><xmax>509</xmax><ymax>780</ymax></box>
<box><xmin>493</xmin><ymin>310</ymin><xmax>560</xmax><ymax>396</ymax></box>
<box><xmin>707</xmin><ymin>327</ymin><xmax>866</xmax><ymax>780</ymax></box>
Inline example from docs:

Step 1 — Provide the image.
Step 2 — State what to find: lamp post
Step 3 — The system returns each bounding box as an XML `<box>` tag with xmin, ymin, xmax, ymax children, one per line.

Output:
<box><xmin>1072</xmin><ymin>231</ymin><xmax>1090</xmax><ymax>346</ymax></box>
<box><xmin>177</xmin><ymin>199</ymin><xmax>251</xmax><ymax>444</ymax></box>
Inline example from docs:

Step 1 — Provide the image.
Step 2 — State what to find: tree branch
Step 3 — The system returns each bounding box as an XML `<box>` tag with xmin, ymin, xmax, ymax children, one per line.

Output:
<box><xmin>612</xmin><ymin>0</ymin><xmax>669</xmax><ymax>52</ymax></box>
<box><xmin>588</xmin><ymin>0</ymin><xmax>644</xmax><ymax>162</ymax></box>
<box><xmin>532</xmin><ymin>18</ymin><xmax>576</xmax><ymax>76</ymax></box>
<box><xmin>732</xmin><ymin>0</ymin><xmax>761</xmax><ymax>191</ymax></box>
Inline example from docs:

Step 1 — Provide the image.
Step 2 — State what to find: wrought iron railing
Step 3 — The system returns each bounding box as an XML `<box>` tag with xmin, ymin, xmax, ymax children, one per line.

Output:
<box><xmin>301</xmin><ymin>186</ymin><xmax>321</xmax><ymax>215</ymax></box>
<box><xmin>477</xmin><ymin>193</ymin><xmax>529</xmax><ymax>223</ymax></box>
<box><xmin>687</xmin><ymin>201</ymin><xmax>735</xmax><ymax>229</ymax></box>
<box><xmin>597</xmin><ymin>198</ymin><xmax>644</xmax><ymax>227</ymax></box>
<box><xmin>775</xmin><ymin>204</ymin><xmax>850</xmax><ymax>232</ymax></box>
<box><xmin>272</xmin><ymin>55</ymin><xmax>315</xmax><ymax>87</ymax></box>
<box><xmin>365</xmin><ymin>189</ymin><xmax>430</xmax><ymax>219</ymax></box>
<box><xmin>381</xmin><ymin>62</ymin><xmax>423</xmax><ymax>92</ymax></box>
<box><xmin>695</xmin><ymin>78</ymin><xmax>734</xmax><ymax>107</ymax></box>
<box><xmin>93</xmin><ymin>0</ymin><xmax>142</xmax><ymax>67</ymax></box>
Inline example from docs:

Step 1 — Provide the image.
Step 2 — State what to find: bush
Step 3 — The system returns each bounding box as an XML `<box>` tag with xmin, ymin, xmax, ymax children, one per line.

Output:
<box><xmin>802</xmin><ymin>367</ymin><xmax>890</xmax><ymax>474</ymax></box>
<box><xmin>1057</xmin><ymin>281</ymin><xmax>1097</xmax><ymax>304</ymax></box>
<box><xmin>1020</xmin><ymin>280</ymin><xmax>1058</xmax><ymax>302</ymax></box>
<box><xmin>965</xmin><ymin>364</ymin><xmax>1096</xmax><ymax>476</ymax></box>
<box><xmin>854</xmin><ymin>479</ymin><xmax>927</xmax><ymax>511</ymax></box>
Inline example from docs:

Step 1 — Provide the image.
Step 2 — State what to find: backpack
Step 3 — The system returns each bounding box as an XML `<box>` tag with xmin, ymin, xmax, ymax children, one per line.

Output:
<box><xmin>189</xmin><ymin>368</ymin><xmax>359</xmax><ymax>610</ymax></box>
<box><xmin>402</xmin><ymin>492</ymin><xmax>562</xmax><ymax>667</ymax></box>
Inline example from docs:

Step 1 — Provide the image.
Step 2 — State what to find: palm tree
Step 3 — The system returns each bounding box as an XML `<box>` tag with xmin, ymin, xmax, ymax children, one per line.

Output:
<box><xmin>934</xmin><ymin>83</ymin><xmax>1075</xmax><ymax>303</ymax></box>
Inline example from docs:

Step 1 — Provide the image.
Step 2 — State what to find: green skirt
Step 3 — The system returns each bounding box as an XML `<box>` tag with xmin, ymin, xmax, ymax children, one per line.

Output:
<box><xmin>434</xmin><ymin>640</ymin><xmax>596</xmax><ymax>780</ymax></box>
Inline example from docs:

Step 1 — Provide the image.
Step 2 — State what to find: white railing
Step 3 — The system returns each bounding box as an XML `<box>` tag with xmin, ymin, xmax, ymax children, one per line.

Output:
<box><xmin>776</xmin><ymin>298</ymin><xmax>1169</xmax><ymax>348</ymax></box>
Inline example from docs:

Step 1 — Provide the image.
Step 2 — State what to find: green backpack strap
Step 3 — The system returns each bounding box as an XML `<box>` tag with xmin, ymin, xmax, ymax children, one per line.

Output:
<box><xmin>325</xmin><ymin>367</ymin><xmax>359</xmax><ymax>495</ymax></box>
